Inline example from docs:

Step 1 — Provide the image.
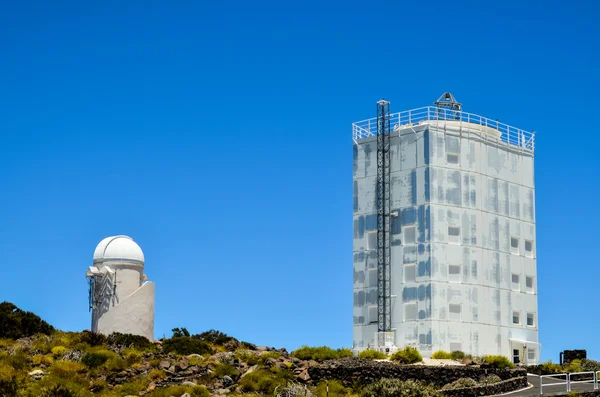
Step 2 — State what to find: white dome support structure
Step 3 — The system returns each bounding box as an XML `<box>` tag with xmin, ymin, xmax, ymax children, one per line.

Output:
<box><xmin>86</xmin><ymin>236</ymin><xmax>155</xmax><ymax>341</ymax></box>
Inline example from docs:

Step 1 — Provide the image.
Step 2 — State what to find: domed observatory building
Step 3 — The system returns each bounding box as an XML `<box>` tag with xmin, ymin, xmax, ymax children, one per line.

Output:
<box><xmin>86</xmin><ymin>236</ymin><xmax>155</xmax><ymax>340</ymax></box>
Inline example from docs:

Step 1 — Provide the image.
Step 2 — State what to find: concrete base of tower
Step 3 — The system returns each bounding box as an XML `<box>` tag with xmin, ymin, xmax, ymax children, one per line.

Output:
<box><xmin>373</xmin><ymin>331</ymin><xmax>399</xmax><ymax>354</ymax></box>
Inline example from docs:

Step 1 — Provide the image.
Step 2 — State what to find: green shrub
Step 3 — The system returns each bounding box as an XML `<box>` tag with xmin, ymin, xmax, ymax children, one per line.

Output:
<box><xmin>483</xmin><ymin>355</ymin><xmax>514</xmax><ymax>369</ymax></box>
<box><xmin>78</xmin><ymin>331</ymin><xmax>106</xmax><ymax>347</ymax></box>
<box><xmin>81</xmin><ymin>350</ymin><xmax>113</xmax><ymax>369</ymax></box>
<box><xmin>0</xmin><ymin>350</ymin><xmax>29</xmax><ymax>370</ymax></box>
<box><xmin>451</xmin><ymin>351</ymin><xmax>465</xmax><ymax>360</ymax></box>
<box><xmin>581</xmin><ymin>359</ymin><xmax>600</xmax><ymax>372</ymax></box>
<box><xmin>480</xmin><ymin>375</ymin><xmax>502</xmax><ymax>384</ymax></box>
<box><xmin>540</xmin><ymin>360</ymin><xmax>563</xmax><ymax>374</ymax></box>
<box><xmin>441</xmin><ymin>378</ymin><xmax>477</xmax><ymax>390</ymax></box>
<box><xmin>162</xmin><ymin>337</ymin><xmax>213</xmax><ymax>355</ymax></box>
<box><xmin>315</xmin><ymin>380</ymin><xmax>352</xmax><ymax>397</ymax></box>
<box><xmin>49</xmin><ymin>360</ymin><xmax>87</xmax><ymax>377</ymax></box>
<box><xmin>390</xmin><ymin>347</ymin><xmax>422</xmax><ymax>364</ymax></box>
<box><xmin>358</xmin><ymin>350</ymin><xmax>387</xmax><ymax>360</ymax></box>
<box><xmin>0</xmin><ymin>302</ymin><xmax>55</xmax><ymax>339</ymax></box>
<box><xmin>258</xmin><ymin>351</ymin><xmax>282</xmax><ymax>364</ymax></box>
<box><xmin>193</xmin><ymin>329</ymin><xmax>235</xmax><ymax>345</ymax></box>
<box><xmin>212</xmin><ymin>363</ymin><xmax>238</xmax><ymax>379</ymax></box>
<box><xmin>107</xmin><ymin>332</ymin><xmax>153</xmax><ymax>350</ymax></box>
<box><xmin>238</xmin><ymin>368</ymin><xmax>287</xmax><ymax>394</ymax></box>
<box><xmin>51</xmin><ymin>346</ymin><xmax>67</xmax><ymax>359</ymax></box>
<box><xmin>565</xmin><ymin>359</ymin><xmax>582</xmax><ymax>373</ymax></box>
<box><xmin>431</xmin><ymin>350</ymin><xmax>452</xmax><ymax>360</ymax></box>
<box><xmin>361</xmin><ymin>378</ymin><xmax>442</xmax><ymax>397</ymax></box>
<box><xmin>0</xmin><ymin>376</ymin><xmax>19</xmax><ymax>397</ymax></box>
<box><xmin>291</xmin><ymin>346</ymin><xmax>352</xmax><ymax>361</ymax></box>
<box><xmin>40</xmin><ymin>385</ymin><xmax>78</xmax><ymax>397</ymax></box>
<box><xmin>146</xmin><ymin>384</ymin><xmax>209</xmax><ymax>397</ymax></box>
<box><xmin>235</xmin><ymin>350</ymin><xmax>260</xmax><ymax>365</ymax></box>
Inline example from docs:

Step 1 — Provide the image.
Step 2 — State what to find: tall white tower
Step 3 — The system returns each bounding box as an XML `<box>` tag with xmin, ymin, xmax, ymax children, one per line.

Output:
<box><xmin>352</xmin><ymin>94</ymin><xmax>539</xmax><ymax>364</ymax></box>
<box><xmin>86</xmin><ymin>235</ymin><xmax>155</xmax><ymax>341</ymax></box>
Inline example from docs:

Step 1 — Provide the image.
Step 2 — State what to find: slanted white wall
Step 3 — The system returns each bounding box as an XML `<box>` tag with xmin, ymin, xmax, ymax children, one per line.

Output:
<box><xmin>96</xmin><ymin>281</ymin><xmax>155</xmax><ymax>341</ymax></box>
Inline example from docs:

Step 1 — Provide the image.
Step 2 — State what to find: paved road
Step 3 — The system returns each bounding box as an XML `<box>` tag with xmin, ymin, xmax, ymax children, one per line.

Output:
<box><xmin>495</xmin><ymin>374</ymin><xmax>597</xmax><ymax>396</ymax></box>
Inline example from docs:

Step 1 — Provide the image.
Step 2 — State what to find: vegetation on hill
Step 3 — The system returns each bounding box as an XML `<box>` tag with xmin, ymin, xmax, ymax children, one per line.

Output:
<box><xmin>0</xmin><ymin>302</ymin><xmax>530</xmax><ymax>396</ymax></box>
<box><xmin>0</xmin><ymin>302</ymin><xmax>54</xmax><ymax>339</ymax></box>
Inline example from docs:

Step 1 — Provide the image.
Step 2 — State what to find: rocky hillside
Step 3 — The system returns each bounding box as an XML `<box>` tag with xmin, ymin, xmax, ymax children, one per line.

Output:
<box><xmin>0</xmin><ymin>302</ymin><xmax>529</xmax><ymax>397</ymax></box>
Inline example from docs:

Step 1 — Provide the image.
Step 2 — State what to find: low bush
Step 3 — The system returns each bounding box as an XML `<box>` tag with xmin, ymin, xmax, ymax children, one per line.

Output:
<box><xmin>0</xmin><ymin>350</ymin><xmax>29</xmax><ymax>370</ymax></box>
<box><xmin>358</xmin><ymin>350</ymin><xmax>387</xmax><ymax>360</ymax></box>
<box><xmin>235</xmin><ymin>350</ymin><xmax>260</xmax><ymax>366</ymax></box>
<box><xmin>81</xmin><ymin>349</ymin><xmax>115</xmax><ymax>369</ymax></box>
<box><xmin>0</xmin><ymin>376</ymin><xmax>19</xmax><ymax>397</ymax></box>
<box><xmin>211</xmin><ymin>363</ymin><xmax>238</xmax><ymax>379</ymax></box>
<box><xmin>451</xmin><ymin>351</ymin><xmax>465</xmax><ymax>360</ymax></box>
<box><xmin>431</xmin><ymin>350</ymin><xmax>452</xmax><ymax>360</ymax></box>
<box><xmin>539</xmin><ymin>360</ymin><xmax>563</xmax><ymax>374</ymax></box>
<box><xmin>361</xmin><ymin>378</ymin><xmax>441</xmax><ymax>397</ymax></box>
<box><xmin>149</xmin><ymin>369</ymin><xmax>166</xmax><ymax>380</ymax></box>
<box><xmin>40</xmin><ymin>385</ymin><xmax>78</xmax><ymax>397</ymax></box>
<box><xmin>315</xmin><ymin>380</ymin><xmax>352</xmax><ymax>397</ymax></box>
<box><xmin>51</xmin><ymin>346</ymin><xmax>67</xmax><ymax>359</ymax></box>
<box><xmin>78</xmin><ymin>331</ymin><xmax>106</xmax><ymax>347</ymax></box>
<box><xmin>146</xmin><ymin>385</ymin><xmax>210</xmax><ymax>397</ymax></box>
<box><xmin>565</xmin><ymin>359</ymin><xmax>582</xmax><ymax>373</ymax></box>
<box><xmin>441</xmin><ymin>377</ymin><xmax>477</xmax><ymax>390</ymax></box>
<box><xmin>480</xmin><ymin>374</ymin><xmax>502</xmax><ymax>384</ymax></box>
<box><xmin>390</xmin><ymin>347</ymin><xmax>422</xmax><ymax>364</ymax></box>
<box><xmin>49</xmin><ymin>360</ymin><xmax>86</xmax><ymax>378</ymax></box>
<box><xmin>482</xmin><ymin>355</ymin><xmax>514</xmax><ymax>369</ymax></box>
<box><xmin>193</xmin><ymin>329</ymin><xmax>235</xmax><ymax>346</ymax></box>
<box><xmin>162</xmin><ymin>337</ymin><xmax>213</xmax><ymax>356</ymax></box>
<box><xmin>291</xmin><ymin>346</ymin><xmax>353</xmax><ymax>361</ymax></box>
<box><xmin>32</xmin><ymin>354</ymin><xmax>54</xmax><ymax>366</ymax></box>
<box><xmin>581</xmin><ymin>359</ymin><xmax>600</xmax><ymax>372</ymax></box>
<box><xmin>238</xmin><ymin>368</ymin><xmax>289</xmax><ymax>394</ymax></box>
<box><xmin>108</xmin><ymin>332</ymin><xmax>153</xmax><ymax>350</ymax></box>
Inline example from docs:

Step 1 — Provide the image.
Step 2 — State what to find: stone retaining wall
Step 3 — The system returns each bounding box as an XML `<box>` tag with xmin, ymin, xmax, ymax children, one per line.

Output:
<box><xmin>440</xmin><ymin>377</ymin><xmax>528</xmax><ymax>397</ymax></box>
<box><xmin>308</xmin><ymin>358</ymin><xmax>527</xmax><ymax>388</ymax></box>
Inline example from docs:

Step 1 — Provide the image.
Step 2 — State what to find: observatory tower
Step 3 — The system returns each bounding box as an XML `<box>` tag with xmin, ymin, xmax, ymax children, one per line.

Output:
<box><xmin>352</xmin><ymin>93</ymin><xmax>539</xmax><ymax>364</ymax></box>
<box><xmin>86</xmin><ymin>235</ymin><xmax>155</xmax><ymax>340</ymax></box>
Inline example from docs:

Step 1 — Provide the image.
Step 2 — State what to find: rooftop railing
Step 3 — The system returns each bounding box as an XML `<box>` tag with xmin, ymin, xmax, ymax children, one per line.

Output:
<box><xmin>352</xmin><ymin>106</ymin><xmax>535</xmax><ymax>153</ymax></box>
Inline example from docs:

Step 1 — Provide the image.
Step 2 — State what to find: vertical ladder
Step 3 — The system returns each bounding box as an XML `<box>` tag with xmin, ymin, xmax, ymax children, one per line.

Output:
<box><xmin>376</xmin><ymin>100</ymin><xmax>392</xmax><ymax>342</ymax></box>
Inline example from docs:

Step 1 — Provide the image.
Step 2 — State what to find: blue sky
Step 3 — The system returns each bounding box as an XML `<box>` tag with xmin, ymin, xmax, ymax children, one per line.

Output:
<box><xmin>0</xmin><ymin>0</ymin><xmax>598</xmax><ymax>362</ymax></box>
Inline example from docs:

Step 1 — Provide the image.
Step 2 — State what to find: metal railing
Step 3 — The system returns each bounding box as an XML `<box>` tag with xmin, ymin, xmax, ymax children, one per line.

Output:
<box><xmin>352</xmin><ymin>106</ymin><xmax>535</xmax><ymax>154</ymax></box>
<box><xmin>540</xmin><ymin>371</ymin><xmax>599</xmax><ymax>395</ymax></box>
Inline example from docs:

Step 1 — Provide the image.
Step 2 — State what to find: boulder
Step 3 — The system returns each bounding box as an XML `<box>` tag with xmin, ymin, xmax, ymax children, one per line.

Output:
<box><xmin>222</xmin><ymin>375</ymin><xmax>234</xmax><ymax>386</ymax></box>
<box><xmin>28</xmin><ymin>369</ymin><xmax>44</xmax><ymax>381</ymax></box>
<box><xmin>158</xmin><ymin>360</ymin><xmax>171</xmax><ymax>370</ymax></box>
<box><xmin>181</xmin><ymin>381</ymin><xmax>197</xmax><ymax>387</ymax></box>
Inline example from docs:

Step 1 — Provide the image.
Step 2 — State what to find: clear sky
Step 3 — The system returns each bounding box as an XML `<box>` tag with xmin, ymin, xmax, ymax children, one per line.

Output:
<box><xmin>0</xmin><ymin>0</ymin><xmax>598</xmax><ymax>362</ymax></box>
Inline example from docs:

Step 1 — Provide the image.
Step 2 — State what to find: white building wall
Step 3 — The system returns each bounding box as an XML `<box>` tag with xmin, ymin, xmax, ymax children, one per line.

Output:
<box><xmin>353</xmin><ymin>121</ymin><xmax>538</xmax><ymax>363</ymax></box>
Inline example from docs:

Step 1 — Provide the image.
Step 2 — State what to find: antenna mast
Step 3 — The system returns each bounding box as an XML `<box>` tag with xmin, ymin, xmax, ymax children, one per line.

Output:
<box><xmin>376</xmin><ymin>99</ymin><xmax>392</xmax><ymax>342</ymax></box>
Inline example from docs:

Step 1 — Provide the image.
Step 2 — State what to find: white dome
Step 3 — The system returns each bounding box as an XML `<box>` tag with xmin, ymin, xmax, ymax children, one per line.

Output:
<box><xmin>93</xmin><ymin>235</ymin><xmax>145</xmax><ymax>265</ymax></box>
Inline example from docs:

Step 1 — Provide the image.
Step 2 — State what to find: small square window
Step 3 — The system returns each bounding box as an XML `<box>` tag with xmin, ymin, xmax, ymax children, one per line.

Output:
<box><xmin>512</xmin><ymin>274</ymin><xmax>520</xmax><ymax>291</ymax></box>
<box><xmin>367</xmin><ymin>232</ymin><xmax>377</xmax><ymax>250</ymax></box>
<box><xmin>368</xmin><ymin>268</ymin><xmax>378</xmax><ymax>288</ymax></box>
<box><xmin>447</xmin><ymin>153</ymin><xmax>459</xmax><ymax>164</ymax></box>
<box><xmin>405</xmin><ymin>303</ymin><xmax>417</xmax><ymax>321</ymax></box>
<box><xmin>525</xmin><ymin>240</ymin><xmax>534</xmax><ymax>257</ymax></box>
<box><xmin>512</xmin><ymin>311</ymin><xmax>520</xmax><ymax>325</ymax></box>
<box><xmin>511</xmin><ymin>237</ymin><xmax>519</xmax><ymax>254</ymax></box>
<box><xmin>448</xmin><ymin>226</ymin><xmax>460</xmax><ymax>244</ymax></box>
<box><xmin>404</xmin><ymin>264</ymin><xmax>416</xmax><ymax>282</ymax></box>
<box><xmin>526</xmin><ymin>276</ymin><xmax>534</xmax><ymax>293</ymax></box>
<box><xmin>528</xmin><ymin>348</ymin><xmax>536</xmax><ymax>361</ymax></box>
<box><xmin>449</xmin><ymin>265</ymin><xmax>461</xmax><ymax>282</ymax></box>
<box><xmin>369</xmin><ymin>305</ymin><xmax>378</xmax><ymax>324</ymax></box>
<box><xmin>449</xmin><ymin>342</ymin><xmax>462</xmax><ymax>352</ymax></box>
<box><xmin>527</xmin><ymin>313</ymin><xmax>535</xmax><ymax>326</ymax></box>
<box><xmin>449</xmin><ymin>304</ymin><xmax>461</xmax><ymax>321</ymax></box>
<box><xmin>403</xmin><ymin>226</ymin><xmax>416</xmax><ymax>245</ymax></box>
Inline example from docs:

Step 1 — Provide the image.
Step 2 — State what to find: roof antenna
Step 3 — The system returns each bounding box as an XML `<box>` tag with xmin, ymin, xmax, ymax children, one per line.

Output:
<box><xmin>434</xmin><ymin>92</ymin><xmax>462</xmax><ymax>111</ymax></box>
